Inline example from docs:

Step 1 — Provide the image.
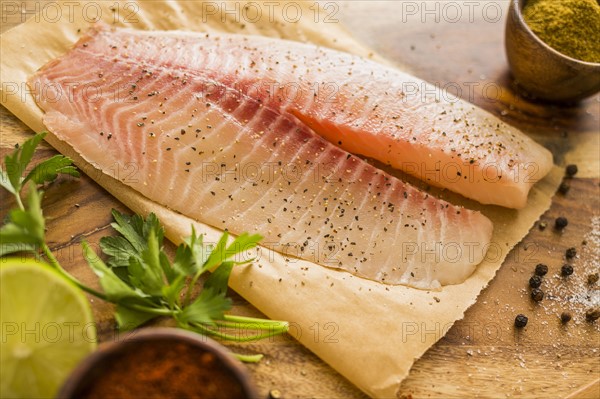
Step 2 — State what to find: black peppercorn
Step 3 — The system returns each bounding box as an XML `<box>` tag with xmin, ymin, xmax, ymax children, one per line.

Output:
<box><xmin>558</xmin><ymin>181</ymin><xmax>570</xmax><ymax>194</ymax></box>
<box><xmin>529</xmin><ymin>275</ymin><xmax>542</xmax><ymax>288</ymax></box>
<box><xmin>560</xmin><ymin>312</ymin><xmax>572</xmax><ymax>323</ymax></box>
<box><xmin>514</xmin><ymin>314</ymin><xmax>528</xmax><ymax>328</ymax></box>
<box><xmin>585</xmin><ymin>308</ymin><xmax>600</xmax><ymax>322</ymax></box>
<box><xmin>555</xmin><ymin>217</ymin><xmax>568</xmax><ymax>230</ymax></box>
<box><xmin>565</xmin><ymin>164</ymin><xmax>578</xmax><ymax>177</ymax></box>
<box><xmin>565</xmin><ymin>247</ymin><xmax>577</xmax><ymax>259</ymax></box>
<box><xmin>535</xmin><ymin>263</ymin><xmax>548</xmax><ymax>276</ymax></box>
<box><xmin>531</xmin><ymin>288</ymin><xmax>544</xmax><ymax>302</ymax></box>
<box><xmin>588</xmin><ymin>273</ymin><xmax>599</xmax><ymax>285</ymax></box>
<box><xmin>561</xmin><ymin>264</ymin><xmax>574</xmax><ymax>276</ymax></box>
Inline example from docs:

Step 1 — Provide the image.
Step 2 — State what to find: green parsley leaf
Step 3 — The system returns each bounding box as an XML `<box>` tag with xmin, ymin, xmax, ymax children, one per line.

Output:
<box><xmin>99</xmin><ymin>235</ymin><xmax>138</xmax><ymax>268</ymax></box>
<box><xmin>114</xmin><ymin>304</ymin><xmax>157</xmax><ymax>331</ymax></box>
<box><xmin>143</xmin><ymin>213</ymin><xmax>163</xmax><ymax>243</ymax></box>
<box><xmin>226</xmin><ymin>232</ymin><xmax>263</xmax><ymax>264</ymax></box>
<box><xmin>1</xmin><ymin>132</ymin><xmax>78</xmax><ymax>208</ymax></box>
<box><xmin>100</xmin><ymin>210</ymin><xmax>165</xmax><ymax>272</ymax></box>
<box><xmin>127</xmin><ymin>228</ymin><xmax>166</xmax><ymax>297</ymax></box>
<box><xmin>0</xmin><ymin>184</ymin><xmax>45</xmax><ymax>256</ymax></box>
<box><xmin>22</xmin><ymin>183</ymin><xmax>45</xmax><ymax>242</ymax></box>
<box><xmin>159</xmin><ymin>250</ymin><xmax>179</xmax><ymax>284</ymax></box>
<box><xmin>172</xmin><ymin>244</ymin><xmax>196</xmax><ymax>276</ymax></box>
<box><xmin>105</xmin><ymin>210</ymin><xmax>164</xmax><ymax>257</ymax></box>
<box><xmin>202</xmin><ymin>232</ymin><xmax>263</xmax><ymax>272</ymax></box>
<box><xmin>82</xmin><ymin>241</ymin><xmax>149</xmax><ymax>303</ymax></box>
<box><xmin>0</xmin><ymin>225</ymin><xmax>39</xmax><ymax>256</ymax></box>
<box><xmin>162</xmin><ymin>274</ymin><xmax>186</xmax><ymax>309</ymax></box>
<box><xmin>110</xmin><ymin>211</ymin><xmax>148</xmax><ymax>254</ymax></box>
<box><xmin>3</xmin><ymin>133</ymin><xmax>46</xmax><ymax>194</ymax></box>
<box><xmin>179</xmin><ymin>287</ymin><xmax>232</xmax><ymax>325</ymax></box>
<box><xmin>201</xmin><ymin>231</ymin><xmax>230</xmax><ymax>272</ymax></box>
<box><xmin>24</xmin><ymin>154</ymin><xmax>80</xmax><ymax>186</ymax></box>
<box><xmin>0</xmin><ymin>168</ymin><xmax>16</xmax><ymax>195</ymax></box>
<box><xmin>175</xmin><ymin>226</ymin><xmax>207</xmax><ymax>276</ymax></box>
<box><xmin>204</xmin><ymin>261</ymin><xmax>234</xmax><ymax>296</ymax></box>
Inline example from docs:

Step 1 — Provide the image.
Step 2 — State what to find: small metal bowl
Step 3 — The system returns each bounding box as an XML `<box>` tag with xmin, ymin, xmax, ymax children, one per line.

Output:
<box><xmin>505</xmin><ymin>0</ymin><xmax>600</xmax><ymax>102</ymax></box>
<box><xmin>57</xmin><ymin>328</ymin><xmax>259</xmax><ymax>399</ymax></box>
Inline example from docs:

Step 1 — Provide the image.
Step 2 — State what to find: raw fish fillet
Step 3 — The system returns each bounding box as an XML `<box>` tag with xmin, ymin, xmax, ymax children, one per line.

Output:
<box><xmin>30</xmin><ymin>24</ymin><xmax>495</xmax><ymax>289</ymax></box>
<box><xmin>198</xmin><ymin>31</ymin><xmax>552</xmax><ymax>209</ymax></box>
<box><xmin>32</xmin><ymin>23</ymin><xmax>552</xmax><ymax>209</ymax></box>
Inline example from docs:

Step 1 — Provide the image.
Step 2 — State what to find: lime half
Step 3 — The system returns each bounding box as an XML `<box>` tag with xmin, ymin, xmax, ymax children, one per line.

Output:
<box><xmin>0</xmin><ymin>258</ymin><xmax>97</xmax><ymax>398</ymax></box>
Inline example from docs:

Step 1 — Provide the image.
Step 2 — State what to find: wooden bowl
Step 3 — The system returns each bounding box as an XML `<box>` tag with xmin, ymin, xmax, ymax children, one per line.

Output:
<box><xmin>57</xmin><ymin>328</ymin><xmax>259</xmax><ymax>399</ymax></box>
<box><xmin>505</xmin><ymin>0</ymin><xmax>600</xmax><ymax>102</ymax></box>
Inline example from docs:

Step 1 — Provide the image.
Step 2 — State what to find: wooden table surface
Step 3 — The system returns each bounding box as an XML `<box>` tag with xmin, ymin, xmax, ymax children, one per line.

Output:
<box><xmin>1</xmin><ymin>1</ymin><xmax>599</xmax><ymax>398</ymax></box>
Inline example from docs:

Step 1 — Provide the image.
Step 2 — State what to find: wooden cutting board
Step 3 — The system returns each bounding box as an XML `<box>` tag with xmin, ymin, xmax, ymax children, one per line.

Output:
<box><xmin>1</xmin><ymin>1</ymin><xmax>598</xmax><ymax>398</ymax></box>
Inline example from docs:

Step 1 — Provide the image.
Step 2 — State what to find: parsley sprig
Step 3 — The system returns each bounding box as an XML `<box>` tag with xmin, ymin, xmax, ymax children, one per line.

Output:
<box><xmin>1</xmin><ymin>133</ymin><xmax>288</xmax><ymax>362</ymax></box>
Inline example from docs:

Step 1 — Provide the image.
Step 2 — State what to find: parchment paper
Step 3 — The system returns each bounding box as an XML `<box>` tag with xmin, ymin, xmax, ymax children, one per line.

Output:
<box><xmin>0</xmin><ymin>1</ymin><xmax>562</xmax><ymax>397</ymax></box>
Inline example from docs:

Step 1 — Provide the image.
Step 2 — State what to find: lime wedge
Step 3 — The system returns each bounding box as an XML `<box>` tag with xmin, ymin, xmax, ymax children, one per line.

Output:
<box><xmin>0</xmin><ymin>258</ymin><xmax>97</xmax><ymax>398</ymax></box>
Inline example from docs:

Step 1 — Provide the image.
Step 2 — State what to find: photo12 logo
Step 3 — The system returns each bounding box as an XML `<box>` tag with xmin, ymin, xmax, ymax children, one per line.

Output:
<box><xmin>1</xmin><ymin>321</ymin><xmax>97</xmax><ymax>344</ymax></box>
<box><xmin>1</xmin><ymin>1</ymin><xmax>140</xmax><ymax>24</ymax></box>
<box><xmin>399</xmin><ymin>1</ymin><xmax>504</xmax><ymax>24</ymax></box>
<box><xmin>199</xmin><ymin>1</ymin><xmax>339</xmax><ymax>24</ymax></box>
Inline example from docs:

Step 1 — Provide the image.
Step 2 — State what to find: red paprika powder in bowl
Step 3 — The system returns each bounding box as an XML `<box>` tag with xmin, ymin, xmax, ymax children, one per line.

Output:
<box><xmin>57</xmin><ymin>328</ymin><xmax>258</xmax><ymax>399</ymax></box>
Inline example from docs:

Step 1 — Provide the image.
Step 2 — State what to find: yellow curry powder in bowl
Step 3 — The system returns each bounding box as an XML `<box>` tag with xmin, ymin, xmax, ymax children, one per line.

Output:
<box><xmin>522</xmin><ymin>0</ymin><xmax>600</xmax><ymax>63</ymax></box>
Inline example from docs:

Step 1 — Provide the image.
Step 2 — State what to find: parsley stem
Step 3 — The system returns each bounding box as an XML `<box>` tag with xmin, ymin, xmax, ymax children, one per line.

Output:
<box><xmin>232</xmin><ymin>353</ymin><xmax>263</xmax><ymax>363</ymax></box>
<box><xmin>217</xmin><ymin>318</ymin><xmax>289</xmax><ymax>334</ymax></box>
<box><xmin>42</xmin><ymin>245</ymin><xmax>175</xmax><ymax>316</ymax></box>
<box><xmin>14</xmin><ymin>193</ymin><xmax>24</xmax><ymax>211</ymax></box>
<box><xmin>223</xmin><ymin>314</ymin><xmax>289</xmax><ymax>328</ymax></box>
<box><xmin>214</xmin><ymin>322</ymin><xmax>289</xmax><ymax>338</ymax></box>
<box><xmin>215</xmin><ymin>320</ymin><xmax>279</xmax><ymax>330</ymax></box>
<box><xmin>190</xmin><ymin>322</ymin><xmax>286</xmax><ymax>342</ymax></box>
<box><xmin>41</xmin><ymin>243</ymin><xmax>175</xmax><ymax>317</ymax></box>
<box><xmin>41</xmin><ymin>243</ymin><xmax>109</xmax><ymax>301</ymax></box>
<box><xmin>122</xmin><ymin>303</ymin><xmax>175</xmax><ymax>316</ymax></box>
